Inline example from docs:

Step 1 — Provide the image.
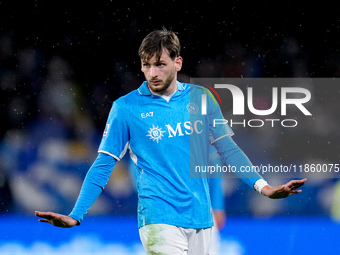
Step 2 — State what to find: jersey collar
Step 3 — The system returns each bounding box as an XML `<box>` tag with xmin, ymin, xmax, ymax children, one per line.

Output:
<box><xmin>138</xmin><ymin>81</ymin><xmax>186</xmax><ymax>96</ymax></box>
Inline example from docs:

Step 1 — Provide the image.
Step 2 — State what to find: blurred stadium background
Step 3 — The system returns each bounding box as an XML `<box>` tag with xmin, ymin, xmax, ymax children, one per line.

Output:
<box><xmin>0</xmin><ymin>1</ymin><xmax>339</xmax><ymax>254</ymax></box>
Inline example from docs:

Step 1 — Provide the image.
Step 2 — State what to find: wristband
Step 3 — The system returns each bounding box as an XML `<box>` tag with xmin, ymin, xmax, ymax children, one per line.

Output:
<box><xmin>253</xmin><ymin>179</ymin><xmax>268</xmax><ymax>194</ymax></box>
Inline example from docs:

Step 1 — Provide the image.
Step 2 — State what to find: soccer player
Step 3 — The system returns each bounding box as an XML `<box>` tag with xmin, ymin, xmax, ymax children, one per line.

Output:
<box><xmin>35</xmin><ymin>28</ymin><xmax>307</xmax><ymax>255</ymax></box>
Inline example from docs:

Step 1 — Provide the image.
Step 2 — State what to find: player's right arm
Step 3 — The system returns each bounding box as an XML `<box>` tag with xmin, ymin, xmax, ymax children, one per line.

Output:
<box><xmin>35</xmin><ymin>152</ymin><xmax>117</xmax><ymax>227</ymax></box>
<box><xmin>35</xmin><ymin>211</ymin><xmax>78</xmax><ymax>228</ymax></box>
<box><xmin>36</xmin><ymin>100</ymin><xmax>130</xmax><ymax>227</ymax></box>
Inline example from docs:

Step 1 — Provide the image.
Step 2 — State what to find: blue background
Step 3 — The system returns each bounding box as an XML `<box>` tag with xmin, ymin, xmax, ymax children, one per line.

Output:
<box><xmin>1</xmin><ymin>215</ymin><xmax>339</xmax><ymax>255</ymax></box>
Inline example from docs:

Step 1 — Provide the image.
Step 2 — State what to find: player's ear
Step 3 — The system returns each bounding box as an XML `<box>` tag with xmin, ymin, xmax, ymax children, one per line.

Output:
<box><xmin>175</xmin><ymin>56</ymin><xmax>183</xmax><ymax>71</ymax></box>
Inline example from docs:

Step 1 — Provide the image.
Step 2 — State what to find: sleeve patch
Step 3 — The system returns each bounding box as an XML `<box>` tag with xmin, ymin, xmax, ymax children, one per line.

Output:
<box><xmin>103</xmin><ymin>124</ymin><xmax>110</xmax><ymax>136</ymax></box>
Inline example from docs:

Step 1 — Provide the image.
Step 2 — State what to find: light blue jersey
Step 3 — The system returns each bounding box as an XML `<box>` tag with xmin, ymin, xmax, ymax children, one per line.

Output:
<box><xmin>69</xmin><ymin>81</ymin><xmax>263</xmax><ymax>229</ymax></box>
<box><xmin>98</xmin><ymin>81</ymin><xmax>232</xmax><ymax>228</ymax></box>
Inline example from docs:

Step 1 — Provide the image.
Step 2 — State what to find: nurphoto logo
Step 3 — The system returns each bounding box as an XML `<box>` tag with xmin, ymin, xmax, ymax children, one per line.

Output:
<box><xmin>192</xmin><ymin>78</ymin><xmax>315</xmax><ymax>128</ymax></box>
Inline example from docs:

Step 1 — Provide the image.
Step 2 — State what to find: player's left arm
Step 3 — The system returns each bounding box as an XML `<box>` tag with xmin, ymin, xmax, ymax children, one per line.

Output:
<box><xmin>206</xmin><ymin>88</ymin><xmax>307</xmax><ymax>198</ymax></box>
<box><xmin>260</xmin><ymin>178</ymin><xmax>307</xmax><ymax>199</ymax></box>
<box><xmin>212</xmin><ymin>135</ymin><xmax>307</xmax><ymax>199</ymax></box>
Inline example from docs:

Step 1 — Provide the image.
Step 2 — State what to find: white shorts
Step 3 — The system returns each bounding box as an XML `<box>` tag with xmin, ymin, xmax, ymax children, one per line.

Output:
<box><xmin>139</xmin><ymin>223</ymin><xmax>212</xmax><ymax>255</ymax></box>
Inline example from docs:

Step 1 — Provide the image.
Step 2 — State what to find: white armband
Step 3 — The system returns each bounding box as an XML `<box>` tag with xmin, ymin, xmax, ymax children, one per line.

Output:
<box><xmin>253</xmin><ymin>179</ymin><xmax>269</xmax><ymax>194</ymax></box>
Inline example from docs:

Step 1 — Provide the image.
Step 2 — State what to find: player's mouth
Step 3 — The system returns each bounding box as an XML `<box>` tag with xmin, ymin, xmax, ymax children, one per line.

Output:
<box><xmin>150</xmin><ymin>80</ymin><xmax>162</xmax><ymax>86</ymax></box>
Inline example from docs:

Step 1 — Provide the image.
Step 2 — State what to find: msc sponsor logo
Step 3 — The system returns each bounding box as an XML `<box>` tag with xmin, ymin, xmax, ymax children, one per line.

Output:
<box><xmin>146</xmin><ymin>125</ymin><xmax>165</xmax><ymax>143</ymax></box>
<box><xmin>147</xmin><ymin>120</ymin><xmax>203</xmax><ymax>142</ymax></box>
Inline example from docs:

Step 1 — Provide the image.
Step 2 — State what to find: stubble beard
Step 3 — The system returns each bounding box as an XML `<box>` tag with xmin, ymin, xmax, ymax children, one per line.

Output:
<box><xmin>147</xmin><ymin>69</ymin><xmax>176</xmax><ymax>94</ymax></box>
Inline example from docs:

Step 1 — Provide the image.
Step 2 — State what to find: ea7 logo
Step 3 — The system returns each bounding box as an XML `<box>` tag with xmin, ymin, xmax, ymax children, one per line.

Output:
<box><xmin>141</xmin><ymin>112</ymin><xmax>153</xmax><ymax>118</ymax></box>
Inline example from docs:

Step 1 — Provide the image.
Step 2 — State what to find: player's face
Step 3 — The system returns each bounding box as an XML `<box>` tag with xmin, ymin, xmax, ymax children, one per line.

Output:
<box><xmin>141</xmin><ymin>50</ymin><xmax>182</xmax><ymax>96</ymax></box>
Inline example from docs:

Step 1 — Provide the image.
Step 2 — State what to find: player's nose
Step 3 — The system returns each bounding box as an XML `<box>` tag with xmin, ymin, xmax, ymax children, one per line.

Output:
<box><xmin>149</xmin><ymin>66</ymin><xmax>158</xmax><ymax>77</ymax></box>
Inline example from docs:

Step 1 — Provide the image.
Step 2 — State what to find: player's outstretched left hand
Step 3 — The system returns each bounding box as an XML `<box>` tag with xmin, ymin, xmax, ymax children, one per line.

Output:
<box><xmin>35</xmin><ymin>211</ymin><xmax>78</xmax><ymax>228</ymax></box>
<box><xmin>261</xmin><ymin>178</ymin><xmax>307</xmax><ymax>199</ymax></box>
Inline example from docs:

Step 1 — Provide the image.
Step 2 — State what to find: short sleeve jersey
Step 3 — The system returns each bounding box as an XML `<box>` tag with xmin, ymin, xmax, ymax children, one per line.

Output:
<box><xmin>98</xmin><ymin>81</ymin><xmax>233</xmax><ymax>229</ymax></box>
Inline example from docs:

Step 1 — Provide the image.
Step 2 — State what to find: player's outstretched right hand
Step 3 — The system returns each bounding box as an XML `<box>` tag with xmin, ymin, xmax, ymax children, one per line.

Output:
<box><xmin>35</xmin><ymin>211</ymin><xmax>78</xmax><ymax>228</ymax></box>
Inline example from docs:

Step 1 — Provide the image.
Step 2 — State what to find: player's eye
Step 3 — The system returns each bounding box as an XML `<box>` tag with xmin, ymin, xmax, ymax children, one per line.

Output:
<box><xmin>142</xmin><ymin>63</ymin><xmax>150</xmax><ymax>67</ymax></box>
